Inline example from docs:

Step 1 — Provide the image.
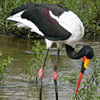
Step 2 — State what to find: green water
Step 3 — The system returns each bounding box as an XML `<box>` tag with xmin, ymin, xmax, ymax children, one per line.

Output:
<box><xmin>0</xmin><ymin>35</ymin><xmax>99</xmax><ymax>100</ymax></box>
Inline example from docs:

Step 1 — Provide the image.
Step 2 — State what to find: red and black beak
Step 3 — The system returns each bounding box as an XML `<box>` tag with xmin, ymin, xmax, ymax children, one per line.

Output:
<box><xmin>75</xmin><ymin>56</ymin><xmax>90</xmax><ymax>96</ymax></box>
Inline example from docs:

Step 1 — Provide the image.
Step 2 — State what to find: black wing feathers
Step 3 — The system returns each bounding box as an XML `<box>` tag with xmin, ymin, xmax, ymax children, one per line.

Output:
<box><xmin>10</xmin><ymin>4</ymin><xmax>71</xmax><ymax>40</ymax></box>
<box><xmin>10</xmin><ymin>4</ymin><xmax>30</xmax><ymax>15</ymax></box>
<box><xmin>10</xmin><ymin>4</ymin><xmax>69</xmax><ymax>16</ymax></box>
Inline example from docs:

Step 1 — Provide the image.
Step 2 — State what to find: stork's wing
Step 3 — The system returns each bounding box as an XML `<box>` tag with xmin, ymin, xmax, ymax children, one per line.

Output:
<box><xmin>8</xmin><ymin>4</ymin><xmax>71</xmax><ymax>40</ymax></box>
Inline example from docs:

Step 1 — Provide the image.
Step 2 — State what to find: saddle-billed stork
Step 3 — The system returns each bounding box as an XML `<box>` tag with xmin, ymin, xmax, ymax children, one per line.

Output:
<box><xmin>7</xmin><ymin>4</ymin><xmax>94</xmax><ymax>100</ymax></box>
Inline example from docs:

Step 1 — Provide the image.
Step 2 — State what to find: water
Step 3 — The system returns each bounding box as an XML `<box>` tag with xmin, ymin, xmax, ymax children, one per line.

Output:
<box><xmin>0</xmin><ymin>35</ymin><xmax>100</xmax><ymax>100</ymax></box>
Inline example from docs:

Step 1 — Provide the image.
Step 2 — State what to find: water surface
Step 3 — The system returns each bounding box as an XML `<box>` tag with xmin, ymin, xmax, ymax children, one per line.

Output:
<box><xmin>0</xmin><ymin>35</ymin><xmax>100</xmax><ymax>100</ymax></box>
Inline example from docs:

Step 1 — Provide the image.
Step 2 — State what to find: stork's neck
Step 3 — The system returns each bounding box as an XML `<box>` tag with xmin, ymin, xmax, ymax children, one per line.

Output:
<box><xmin>65</xmin><ymin>44</ymin><xmax>85</xmax><ymax>59</ymax></box>
<box><xmin>65</xmin><ymin>44</ymin><xmax>94</xmax><ymax>59</ymax></box>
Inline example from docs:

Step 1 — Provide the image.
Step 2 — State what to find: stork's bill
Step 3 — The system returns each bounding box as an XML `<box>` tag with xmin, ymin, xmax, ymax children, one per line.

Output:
<box><xmin>75</xmin><ymin>56</ymin><xmax>90</xmax><ymax>96</ymax></box>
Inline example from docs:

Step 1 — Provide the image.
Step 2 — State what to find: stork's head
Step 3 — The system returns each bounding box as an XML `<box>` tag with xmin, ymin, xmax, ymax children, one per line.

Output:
<box><xmin>65</xmin><ymin>44</ymin><xmax>94</xmax><ymax>96</ymax></box>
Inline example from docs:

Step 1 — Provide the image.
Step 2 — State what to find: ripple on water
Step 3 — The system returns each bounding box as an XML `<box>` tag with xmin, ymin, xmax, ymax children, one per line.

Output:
<box><xmin>0</xmin><ymin>35</ymin><xmax>100</xmax><ymax>100</ymax></box>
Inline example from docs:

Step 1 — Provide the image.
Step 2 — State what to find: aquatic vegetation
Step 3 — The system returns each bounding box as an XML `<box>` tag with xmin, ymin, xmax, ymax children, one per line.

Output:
<box><xmin>60</xmin><ymin>72</ymin><xmax>78</xmax><ymax>84</ymax></box>
<box><xmin>0</xmin><ymin>51</ymin><xmax>13</xmax><ymax>85</ymax></box>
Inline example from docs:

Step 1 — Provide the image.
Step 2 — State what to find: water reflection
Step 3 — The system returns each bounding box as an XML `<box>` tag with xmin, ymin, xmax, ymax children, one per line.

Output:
<box><xmin>0</xmin><ymin>35</ymin><xmax>100</xmax><ymax>100</ymax></box>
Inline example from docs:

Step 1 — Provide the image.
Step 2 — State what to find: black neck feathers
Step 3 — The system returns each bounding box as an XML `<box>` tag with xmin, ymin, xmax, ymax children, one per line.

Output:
<box><xmin>65</xmin><ymin>44</ymin><xmax>94</xmax><ymax>59</ymax></box>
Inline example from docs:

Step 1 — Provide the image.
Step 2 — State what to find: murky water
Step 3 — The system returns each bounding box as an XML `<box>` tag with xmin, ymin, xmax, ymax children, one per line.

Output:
<box><xmin>0</xmin><ymin>35</ymin><xmax>100</xmax><ymax>100</ymax></box>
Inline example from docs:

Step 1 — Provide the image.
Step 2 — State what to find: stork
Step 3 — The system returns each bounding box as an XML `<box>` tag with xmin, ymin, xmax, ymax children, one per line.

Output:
<box><xmin>7</xmin><ymin>4</ymin><xmax>94</xmax><ymax>100</ymax></box>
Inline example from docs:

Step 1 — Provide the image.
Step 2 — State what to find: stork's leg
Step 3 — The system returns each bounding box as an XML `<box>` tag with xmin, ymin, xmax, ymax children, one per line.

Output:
<box><xmin>53</xmin><ymin>48</ymin><xmax>60</xmax><ymax>100</ymax></box>
<box><xmin>38</xmin><ymin>49</ymin><xmax>49</xmax><ymax>100</ymax></box>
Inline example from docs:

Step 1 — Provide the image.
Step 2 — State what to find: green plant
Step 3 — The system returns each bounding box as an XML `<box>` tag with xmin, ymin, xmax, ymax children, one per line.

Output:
<box><xmin>27</xmin><ymin>41</ymin><xmax>46</xmax><ymax>82</ymax></box>
<box><xmin>0</xmin><ymin>51</ymin><xmax>13</xmax><ymax>85</ymax></box>
<box><xmin>60</xmin><ymin>72</ymin><xmax>77</xmax><ymax>84</ymax></box>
